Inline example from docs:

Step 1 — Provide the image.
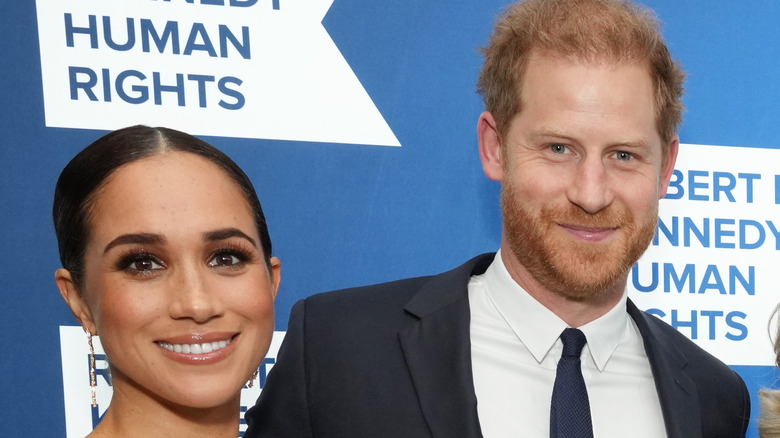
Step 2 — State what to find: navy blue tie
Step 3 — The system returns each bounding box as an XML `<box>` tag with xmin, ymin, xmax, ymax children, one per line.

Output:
<box><xmin>550</xmin><ymin>328</ymin><xmax>593</xmax><ymax>438</ymax></box>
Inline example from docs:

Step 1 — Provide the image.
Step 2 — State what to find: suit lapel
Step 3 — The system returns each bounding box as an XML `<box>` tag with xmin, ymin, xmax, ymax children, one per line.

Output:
<box><xmin>628</xmin><ymin>300</ymin><xmax>701</xmax><ymax>438</ymax></box>
<box><xmin>399</xmin><ymin>302</ymin><xmax>482</xmax><ymax>438</ymax></box>
<box><xmin>398</xmin><ymin>254</ymin><xmax>494</xmax><ymax>438</ymax></box>
<box><xmin>397</xmin><ymin>257</ymin><xmax>701</xmax><ymax>438</ymax></box>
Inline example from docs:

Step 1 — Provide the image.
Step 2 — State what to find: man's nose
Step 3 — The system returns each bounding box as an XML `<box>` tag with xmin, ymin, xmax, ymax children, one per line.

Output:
<box><xmin>566</xmin><ymin>156</ymin><xmax>614</xmax><ymax>214</ymax></box>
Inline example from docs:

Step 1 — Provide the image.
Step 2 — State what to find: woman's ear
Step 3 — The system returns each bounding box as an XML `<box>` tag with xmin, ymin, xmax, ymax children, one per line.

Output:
<box><xmin>268</xmin><ymin>257</ymin><xmax>281</xmax><ymax>302</ymax></box>
<box><xmin>55</xmin><ymin>268</ymin><xmax>97</xmax><ymax>335</ymax></box>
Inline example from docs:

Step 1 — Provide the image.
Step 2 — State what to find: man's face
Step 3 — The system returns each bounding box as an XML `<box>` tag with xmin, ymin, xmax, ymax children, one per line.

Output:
<box><xmin>488</xmin><ymin>53</ymin><xmax>676</xmax><ymax>302</ymax></box>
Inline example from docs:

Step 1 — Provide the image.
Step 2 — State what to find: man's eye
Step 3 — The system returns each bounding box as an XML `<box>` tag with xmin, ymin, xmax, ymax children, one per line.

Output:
<box><xmin>615</xmin><ymin>151</ymin><xmax>632</xmax><ymax>161</ymax></box>
<box><xmin>550</xmin><ymin>144</ymin><xmax>569</xmax><ymax>154</ymax></box>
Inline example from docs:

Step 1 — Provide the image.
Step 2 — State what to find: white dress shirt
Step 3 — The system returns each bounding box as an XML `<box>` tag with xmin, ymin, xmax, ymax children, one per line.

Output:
<box><xmin>469</xmin><ymin>250</ymin><xmax>667</xmax><ymax>437</ymax></box>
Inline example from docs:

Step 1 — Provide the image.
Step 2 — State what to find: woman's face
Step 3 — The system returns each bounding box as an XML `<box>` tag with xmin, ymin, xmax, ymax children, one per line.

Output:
<box><xmin>61</xmin><ymin>151</ymin><xmax>279</xmax><ymax>410</ymax></box>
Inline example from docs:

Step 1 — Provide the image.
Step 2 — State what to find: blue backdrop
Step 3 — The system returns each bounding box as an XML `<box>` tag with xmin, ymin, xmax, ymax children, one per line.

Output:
<box><xmin>1</xmin><ymin>1</ymin><xmax>778</xmax><ymax>436</ymax></box>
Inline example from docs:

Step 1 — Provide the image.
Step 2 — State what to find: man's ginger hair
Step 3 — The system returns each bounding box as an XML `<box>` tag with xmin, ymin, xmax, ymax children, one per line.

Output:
<box><xmin>477</xmin><ymin>0</ymin><xmax>685</xmax><ymax>147</ymax></box>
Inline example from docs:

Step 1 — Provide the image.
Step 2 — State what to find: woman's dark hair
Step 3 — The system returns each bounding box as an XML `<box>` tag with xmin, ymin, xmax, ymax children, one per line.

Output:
<box><xmin>53</xmin><ymin>125</ymin><xmax>273</xmax><ymax>287</ymax></box>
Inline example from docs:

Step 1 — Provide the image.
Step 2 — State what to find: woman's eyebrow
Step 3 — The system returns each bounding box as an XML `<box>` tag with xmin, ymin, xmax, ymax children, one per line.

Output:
<box><xmin>203</xmin><ymin>228</ymin><xmax>258</xmax><ymax>248</ymax></box>
<box><xmin>103</xmin><ymin>233</ymin><xmax>165</xmax><ymax>254</ymax></box>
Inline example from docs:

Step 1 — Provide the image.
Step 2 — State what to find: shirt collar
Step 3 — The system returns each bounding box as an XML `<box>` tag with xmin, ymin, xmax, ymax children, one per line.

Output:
<box><xmin>481</xmin><ymin>249</ymin><xmax>629</xmax><ymax>371</ymax></box>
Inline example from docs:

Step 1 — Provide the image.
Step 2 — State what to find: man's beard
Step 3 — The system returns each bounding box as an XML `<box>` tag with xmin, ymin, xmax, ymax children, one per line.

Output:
<box><xmin>501</xmin><ymin>180</ymin><xmax>657</xmax><ymax>302</ymax></box>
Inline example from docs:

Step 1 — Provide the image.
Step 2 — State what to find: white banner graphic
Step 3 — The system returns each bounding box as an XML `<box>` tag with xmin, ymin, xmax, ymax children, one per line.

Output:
<box><xmin>629</xmin><ymin>143</ymin><xmax>780</xmax><ymax>366</ymax></box>
<box><xmin>60</xmin><ymin>326</ymin><xmax>285</xmax><ymax>437</ymax></box>
<box><xmin>36</xmin><ymin>0</ymin><xmax>400</xmax><ymax>146</ymax></box>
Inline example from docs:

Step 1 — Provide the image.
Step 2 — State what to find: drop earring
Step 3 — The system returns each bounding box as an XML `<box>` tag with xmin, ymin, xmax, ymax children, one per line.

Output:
<box><xmin>247</xmin><ymin>367</ymin><xmax>260</xmax><ymax>388</ymax></box>
<box><xmin>87</xmin><ymin>331</ymin><xmax>97</xmax><ymax>407</ymax></box>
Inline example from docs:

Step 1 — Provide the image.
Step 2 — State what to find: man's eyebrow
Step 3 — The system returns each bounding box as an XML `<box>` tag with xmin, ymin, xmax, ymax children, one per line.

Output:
<box><xmin>613</xmin><ymin>138</ymin><xmax>650</xmax><ymax>149</ymax></box>
<box><xmin>203</xmin><ymin>228</ymin><xmax>258</xmax><ymax>248</ymax></box>
<box><xmin>528</xmin><ymin>128</ymin><xmax>572</xmax><ymax>140</ymax></box>
<box><xmin>103</xmin><ymin>233</ymin><xmax>165</xmax><ymax>254</ymax></box>
<box><xmin>531</xmin><ymin>128</ymin><xmax>649</xmax><ymax>148</ymax></box>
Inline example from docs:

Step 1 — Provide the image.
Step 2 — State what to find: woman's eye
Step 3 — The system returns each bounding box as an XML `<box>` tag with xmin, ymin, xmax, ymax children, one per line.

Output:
<box><xmin>550</xmin><ymin>144</ymin><xmax>569</xmax><ymax>154</ymax></box>
<box><xmin>119</xmin><ymin>254</ymin><xmax>164</xmax><ymax>273</ymax></box>
<box><xmin>132</xmin><ymin>259</ymin><xmax>161</xmax><ymax>271</ymax></box>
<box><xmin>208</xmin><ymin>253</ymin><xmax>243</xmax><ymax>268</ymax></box>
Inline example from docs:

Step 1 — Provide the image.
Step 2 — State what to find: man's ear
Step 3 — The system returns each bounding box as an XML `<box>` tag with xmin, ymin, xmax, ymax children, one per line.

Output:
<box><xmin>659</xmin><ymin>135</ymin><xmax>680</xmax><ymax>198</ymax></box>
<box><xmin>478</xmin><ymin>111</ymin><xmax>504</xmax><ymax>182</ymax></box>
<box><xmin>55</xmin><ymin>268</ymin><xmax>97</xmax><ymax>335</ymax></box>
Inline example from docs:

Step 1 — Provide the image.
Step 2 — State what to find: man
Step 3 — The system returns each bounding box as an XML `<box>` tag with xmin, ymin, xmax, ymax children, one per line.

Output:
<box><xmin>245</xmin><ymin>0</ymin><xmax>751</xmax><ymax>436</ymax></box>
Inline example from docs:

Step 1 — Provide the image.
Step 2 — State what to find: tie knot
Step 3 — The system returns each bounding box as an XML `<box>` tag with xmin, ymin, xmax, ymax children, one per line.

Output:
<box><xmin>560</xmin><ymin>328</ymin><xmax>587</xmax><ymax>357</ymax></box>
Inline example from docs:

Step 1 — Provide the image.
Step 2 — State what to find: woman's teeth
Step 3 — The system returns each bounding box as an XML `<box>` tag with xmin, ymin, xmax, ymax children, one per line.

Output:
<box><xmin>157</xmin><ymin>338</ymin><xmax>231</xmax><ymax>354</ymax></box>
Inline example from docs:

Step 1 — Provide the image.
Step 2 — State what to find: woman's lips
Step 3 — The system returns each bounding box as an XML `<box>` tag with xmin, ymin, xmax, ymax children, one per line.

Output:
<box><xmin>155</xmin><ymin>333</ymin><xmax>238</xmax><ymax>364</ymax></box>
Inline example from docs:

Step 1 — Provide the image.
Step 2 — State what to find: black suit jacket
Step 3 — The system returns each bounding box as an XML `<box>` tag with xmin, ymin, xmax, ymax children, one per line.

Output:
<box><xmin>245</xmin><ymin>253</ymin><xmax>750</xmax><ymax>437</ymax></box>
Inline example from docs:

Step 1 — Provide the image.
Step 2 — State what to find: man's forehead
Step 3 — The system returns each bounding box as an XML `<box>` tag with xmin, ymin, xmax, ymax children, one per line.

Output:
<box><xmin>515</xmin><ymin>51</ymin><xmax>659</xmax><ymax>127</ymax></box>
<box><xmin>524</xmin><ymin>49</ymin><xmax>653</xmax><ymax>77</ymax></box>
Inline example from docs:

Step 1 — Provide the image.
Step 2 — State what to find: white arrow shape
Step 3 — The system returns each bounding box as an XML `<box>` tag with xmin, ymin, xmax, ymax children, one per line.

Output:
<box><xmin>36</xmin><ymin>0</ymin><xmax>400</xmax><ymax>146</ymax></box>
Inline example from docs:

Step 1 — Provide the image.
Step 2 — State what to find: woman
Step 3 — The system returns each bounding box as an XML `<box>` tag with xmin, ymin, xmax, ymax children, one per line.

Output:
<box><xmin>53</xmin><ymin>125</ymin><xmax>281</xmax><ymax>437</ymax></box>
<box><xmin>761</xmin><ymin>307</ymin><xmax>780</xmax><ymax>437</ymax></box>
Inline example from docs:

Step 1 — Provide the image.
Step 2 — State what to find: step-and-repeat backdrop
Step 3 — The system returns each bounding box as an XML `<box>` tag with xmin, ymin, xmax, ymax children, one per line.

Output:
<box><xmin>2</xmin><ymin>1</ymin><xmax>778</xmax><ymax>436</ymax></box>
